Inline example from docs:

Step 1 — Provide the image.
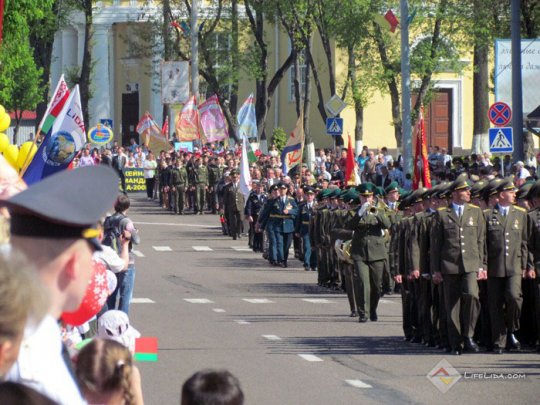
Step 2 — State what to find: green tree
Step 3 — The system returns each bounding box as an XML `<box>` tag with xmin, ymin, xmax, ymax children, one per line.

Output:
<box><xmin>0</xmin><ymin>0</ymin><xmax>43</xmax><ymax>143</ymax></box>
<box><xmin>271</xmin><ymin>127</ymin><xmax>287</xmax><ymax>152</ymax></box>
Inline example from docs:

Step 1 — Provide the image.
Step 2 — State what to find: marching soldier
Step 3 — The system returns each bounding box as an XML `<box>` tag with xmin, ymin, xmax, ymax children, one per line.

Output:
<box><xmin>295</xmin><ymin>187</ymin><xmax>317</xmax><ymax>271</ymax></box>
<box><xmin>312</xmin><ymin>190</ymin><xmax>331</xmax><ymax>285</ymax></box>
<box><xmin>382</xmin><ymin>182</ymin><xmax>401</xmax><ymax>295</ymax></box>
<box><xmin>526</xmin><ymin>180</ymin><xmax>540</xmax><ymax>352</ymax></box>
<box><xmin>222</xmin><ymin>169</ymin><xmax>245</xmax><ymax>240</ymax></box>
<box><xmin>484</xmin><ymin>178</ymin><xmax>528</xmax><ymax>354</ymax></box>
<box><xmin>170</xmin><ymin>159</ymin><xmax>188</xmax><ymax>215</ymax></box>
<box><xmin>191</xmin><ymin>157</ymin><xmax>209</xmax><ymax>215</ymax></box>
<box><xmin>208</xmin><ymin>157</ymin><xmax>221</xmax><ymax>214</ymax></box>
<box><xmin>258</xmin><ymin>184</ymin><xmax>280</xmax><ymax>265</ymax></box>
<box><xmin>245</xmin><ymin>180</ymin><xmax>267</xmax><ymax>252</ymax></box>
<box><xmin>342</xmin><ymin>183</ymin><xmax>391</xmax><ymax>322</ymax></box>
<box><xmin>269</xmin><ymin>183</ymin><xmax>298</xmax><ymax>267</ymax></box>
<box><xmin>430</xmin><ymin>177</ymin><xmax>486</xmax><ymax>355</ymax></box>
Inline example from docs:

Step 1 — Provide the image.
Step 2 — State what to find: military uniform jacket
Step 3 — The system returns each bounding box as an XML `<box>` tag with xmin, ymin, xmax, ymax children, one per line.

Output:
<box><xmin>527</xmin><ymin>207</ymin><xmax>540</xmax><ymax>274</ymax></box>
<box><xmin>257</xmin><ymin>197</ymin><xmax>275</xmax><ymax>230</ymax></box>
<box><xmin>396</xmin><ymin>217</ymin><xmax>414</xmax><ymax>276</ymax></box>
<box><xmin>430</xmin><ymin>203</ymin><xmax>485</xmax><ymax>275</ymax></box>
<box><xmin>191</xmin><ymin>165</ymin><xmax>209</xmax><ymax>186</ymax></box>
<box><xmin>208</xmin><ymin>164</ymin><xmax>220</xmax><ymax>187</ymax></box>
<box><xmin>411</xmin><ymin>210</ymin><xmax>436</xmax><ymax>274</ymax></box>
<box><xmin>267</xmin><ymin>196</ymin><xmax>298</xmax><ymax>233</ymax></box>
<box><xmin>245</xmin><ymin>192</ymin><xmax>267</xmax><ymax>217</ymax></box>
<box><xmin>169</xmin><ymin>167</ymin><xmax>188</xmax><ymax>187</ymax></box>
<box><xmin>344</xmin><ymin>208</ymin><xmax>391</xmax><ymax>262</ymax></box>
<box><xmin>295</xmin><ymin>202</ymin><xmax>315</xmax><ymax>235</ymax></box>
<box><xmin>223</xmin><ymin>182</ymin><xmax>245</xmax><ymax>213</ymax></box>
<box><xmin>484</xmin><ymin>205</ymin><xmax>528</xmax><ymax>277</ymax></box>
<box><xmin>386</xmin><ymin>207</ymin><xmax>403</xmax><ymax>276</ymax></box>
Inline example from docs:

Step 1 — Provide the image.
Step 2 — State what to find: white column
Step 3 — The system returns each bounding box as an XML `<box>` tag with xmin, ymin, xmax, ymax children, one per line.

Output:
<box><xmin>76</xmin><ymin>25</ymin><xmax>85</xmax><ymax>67</ymax></box>
<box><xmin>89</xmin><ymin>24</ymin><xmax>112</xmax><ymax>124</ymax></box>
<box><xmin>108</xmin><ymin>25</ymin><xmax>116</xmax><ymax>131</ymax></box>
<box><xmin>50</xmin><ymin>31</ymin><xmax>63</xmax><ymax>91</ymax></box>
<box><xmin>150</xmin><ymin>34</ymin><xmax>163</xmax><ymax>125</ymax></box>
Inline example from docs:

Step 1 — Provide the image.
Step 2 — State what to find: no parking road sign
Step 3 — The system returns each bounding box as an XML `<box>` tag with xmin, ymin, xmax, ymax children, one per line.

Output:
<box><xmin>488</xmin><ymin>102</ymin><xmax>512</xmax><ymax>127</ymax></box>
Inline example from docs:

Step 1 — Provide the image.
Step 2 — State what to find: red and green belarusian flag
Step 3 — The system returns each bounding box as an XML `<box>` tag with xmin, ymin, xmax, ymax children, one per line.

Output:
<box><xmin>38</xmin><ymin>74</ymin><xmax>70</xmax><ymax>135</ymax></box>
<box><xmin>134</xmin><ymin>337</ymin><xmax>158</xmax><ymax>362</ymax></box>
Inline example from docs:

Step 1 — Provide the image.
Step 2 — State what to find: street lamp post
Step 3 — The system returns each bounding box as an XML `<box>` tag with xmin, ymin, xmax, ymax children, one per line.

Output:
<box><xmin>191</xmin><ymin>0</ymin><xmax>199</xmax><ymax>99</ymax></box>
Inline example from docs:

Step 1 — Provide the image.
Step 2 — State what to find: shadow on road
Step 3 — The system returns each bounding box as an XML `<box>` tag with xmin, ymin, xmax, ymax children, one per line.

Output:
<box><xmin>229</xmin><ymin>282</ymin><xmax>344</xmax><ymax>295</ymax></box>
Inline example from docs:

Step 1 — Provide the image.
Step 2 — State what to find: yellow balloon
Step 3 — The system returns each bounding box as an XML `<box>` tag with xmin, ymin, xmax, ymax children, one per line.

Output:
<box><xmin>0</xmin><ymin>113</ymin><xmax>10</xmax><ymax>132</ymax></box>
<box><xmin>2</xmin><ymin>144</ymin><xmax>19</xmax><ymax>169</ymax></box>
<box><xmin>17</xmin><ymin>141</ymin><xmax>38</xmax><ymax>170</ymax></box>
<box><xmin>0</xmin><ymin>133</ymin><xmax>9</xmax><ymax>153</ymax></box>
<box><xmin>0</xmin><ymin>105</ymin><xmax>5</xmax><ymax>117</ymax></box>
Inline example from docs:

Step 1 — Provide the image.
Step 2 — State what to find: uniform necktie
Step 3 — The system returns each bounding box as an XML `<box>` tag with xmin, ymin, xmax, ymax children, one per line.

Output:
<box><xmin>457</xmin><ymin>205</ymin><xmax>462</xmax><ymax>218</ymax></box>
<box><xmin>501</xmin><ymin>207</ymin><xmax>507</xmax><ymax>217</ymax></box>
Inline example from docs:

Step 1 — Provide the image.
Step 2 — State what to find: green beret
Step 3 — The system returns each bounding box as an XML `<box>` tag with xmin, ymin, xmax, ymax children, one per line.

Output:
<box><xmin>374</xmin><ymin>186</ymin><xmax>385</xmax><ymax>197</ymax></box>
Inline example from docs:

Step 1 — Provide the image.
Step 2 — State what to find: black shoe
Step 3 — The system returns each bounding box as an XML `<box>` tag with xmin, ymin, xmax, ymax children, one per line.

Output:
<box><xmin>370</xmin><ymin>313</ymin><xmax>378</xmax><ymax>322</ymax></box>
<box><xmin>506</xmin><ymin>332</ymin><xmax>521</xmax><ymax>350</ymax></box>
<box><xmin>463</xmin><ymin>337</ymin><xmax>480</xmax><ymax>353</ymax></box>
<box><xmin>452</xmin><ymin>348</ymin><xmax>463</xmax><ymax>356</ymax></box>
<box><xmin>304</xmin><ymin>266</ymin><xmax>310</xmax><ymax>271</ymax></box>
<box><xmin>281</xmin><ymin>262</ymin><xmax>288</xmax><ymax>268</ymax></box>
<box><xmin>233</xmin><ymin>236</ymin><xmax>237</xmax><ymax>240</ymax></box>
<box><xmin>350</xmin><ymin>311</ymin><xmax>357</xmax><ymax>317</ymax></box>
<box><xmin>358</xmin><ymin>315</ymin><xmax>368</xmax><ymax>323</ymax></box>
<box><xmin>404</xmin><ymin>335</ymin><xmax>413</xmax><ymax>342</ymax></box>
<box><xmin>311</xmin><ymin>267</ymin><xmax>317</xmax><ymax>272</ymax></box>
<box><xmin>444</xmin><ymin>346</ymin><xmax>453</xmax><ymax>353</ymax></box>
<box><xmin>411</xmin><ymin>336</ymin><xmax>423</xmax><ymax>344</ymax></box>
<box><xmin>426</xmin><ymin>339</ymin><xmax>436</xmax><ymax>348</ymax></box>
<box><xmin>492</xmin><ymin>344</ymin><xmax>504</xmax><ymax>354</ymax></box>
<box><xmin>238</xmin><ymin>235</ymin><xmax>242</xmax><ymax>240</ymax></box>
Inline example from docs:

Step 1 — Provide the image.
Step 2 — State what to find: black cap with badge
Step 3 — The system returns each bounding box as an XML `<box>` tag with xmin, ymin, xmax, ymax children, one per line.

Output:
<box><xmin>0</xmin><ymin>166</ymin><xmax>119</xmax><ymax>251</ymax></box>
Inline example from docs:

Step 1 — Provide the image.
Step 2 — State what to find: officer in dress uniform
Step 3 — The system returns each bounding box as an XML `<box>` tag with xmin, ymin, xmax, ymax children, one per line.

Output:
<box><xmin>526</xmin><ymin>180</ymin><xmax>540</xmax><ymax>352</ymax></box>
<box><xmin>295</xmin><ymin>187</ymin><xmax>317</xmax><ymax>271</ymax></box>
<box><xmin>484</xmin><ymin>178</ymin><xmax>528</xmax><ymax>354</ymax></box>
<box><xmin>258</xmin><ymin>184</ymin><xmax>279</xmax><ymax>265</ymax></box>
<box><xmin>382</xmin><ymin>182</ymin><xmax>401</xmax><ymax>295</ymax></box>
<box><xmin>222</xmin><ymin>169</ymin><xmax>245</xmax><ymax>240</ymax></box>
<box><xmin>430</xmin><ymin>177</ymin><xmax>486</xmax><ymax>355</ymax></box>
<box><xmin>342</xmin><ymin>183</ymin><xmax>391</xmax><ymax>322</ymax></box>
<box><xmin>264</xmin><ymin>182</ymin><xmax>298</xmax><ymax>267</ymax></box>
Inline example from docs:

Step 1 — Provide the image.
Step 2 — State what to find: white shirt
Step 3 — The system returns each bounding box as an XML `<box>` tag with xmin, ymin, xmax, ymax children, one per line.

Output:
<box><xmin>143</xmin><ymin>159</ymin><xmax>158</xmax><ymax>179</ymax></box>
<box><xmin>78</xmin><ymin>155</ymin><xmax>94</xmax><ymax>167</ymax></box>
<box><xmin>452</xmin><ymin>202</ymin><xmax>464</xmax><ymax>217</ymax></box>
<box><xmin>6</xmin><ymin>316</ymin><xmax>86</xmax><ymax>405</ymax></box>
<box><xmin>93</xmin><ymin>245</ymin><xmax>126</xmax><ymax>273</ymax></box>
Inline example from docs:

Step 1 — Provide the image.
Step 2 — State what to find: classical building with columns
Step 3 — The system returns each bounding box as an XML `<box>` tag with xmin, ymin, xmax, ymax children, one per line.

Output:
<box><xmin>51</xmin><ymin>1</ymin><xmax>163</xmax><ymax>145</ymax></box>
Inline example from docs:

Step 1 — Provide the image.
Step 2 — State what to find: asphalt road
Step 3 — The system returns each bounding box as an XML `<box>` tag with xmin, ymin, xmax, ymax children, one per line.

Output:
<box><xmin>126</xmin><ymin>195</ymin><xmax>539</xmax><ymax>405</ymax></box>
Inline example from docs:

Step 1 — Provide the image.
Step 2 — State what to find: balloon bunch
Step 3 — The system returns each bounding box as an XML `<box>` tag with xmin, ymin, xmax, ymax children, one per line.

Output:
<box><xmin>0</xmin><ymin>104</ymin><xmax>38</xmax><ymax>173</ymax></box>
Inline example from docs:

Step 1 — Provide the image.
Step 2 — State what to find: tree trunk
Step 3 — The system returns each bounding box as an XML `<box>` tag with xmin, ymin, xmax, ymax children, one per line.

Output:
<box><xmin>230</xmin><ymin>0</ymin><xmax>239</xmax><ymax>116</ymax></box>
<box><xmin>303</xmin><ymin>36</ymin><xmax>313</xmax><ymax>145</ymax></box>
<box><xmin>78</xmin><ymin>0</ymin><xmax>92</xmax><ymax>126</ymax></box>
<box><xmin>374</xmin><ymin>24</ymin><xmax>402</xmax><ymax>147</ymax></box>
<box><xmin>472</xmin><ymin>44</ymin><xmax>490</xmax><ymax>153</ymax></box>
<box><xmin>347</xmin><ymin>45</ymin><xmax>363</xmax><ymax>143</ymax></box>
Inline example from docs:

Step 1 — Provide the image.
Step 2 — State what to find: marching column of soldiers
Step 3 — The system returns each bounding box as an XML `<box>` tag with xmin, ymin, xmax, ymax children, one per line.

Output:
<box><xmin>242</xmin><ymin>175</ymin><xmax>540</xmax><ymax>355</ymax></box>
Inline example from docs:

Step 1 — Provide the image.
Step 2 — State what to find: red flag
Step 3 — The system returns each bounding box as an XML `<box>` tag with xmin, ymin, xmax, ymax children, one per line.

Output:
<box><xmin>162</xmin><ymin>115</ymin><xmax>169</xmax><ymax>136</ymax></box>
<box><xmin>345</xmin><ymin>133</ymin><xmax>356</xmax><ymax>185</ymax></box>
<box><xmin>412</xmin><ymin>106</ymin><xmax>431</xmax><ymax>190</ymax></box>
<box><xmin>384</xmin><ymin>10</ymin><xmax>400</xmax><ymax>33</ymax></box>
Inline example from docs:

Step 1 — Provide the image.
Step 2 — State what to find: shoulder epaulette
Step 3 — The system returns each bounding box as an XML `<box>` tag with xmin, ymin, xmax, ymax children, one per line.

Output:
<box><xmin>468</xmin><ymin>203</ymin><xmax>479</xmax><ymax>209</ymax></box>
<box><xmin>514</xmin><ymin>206</ymin><xmax>527</xmax><ymax>212</ymax></box>
<box><xmin>437</xmin><ymin>206</ymin><xmax>446</xmax><ymax>211</ymax></box>
<box><xmin>483</xmin><ymin>208</ymin><xmax>491</xmax><ymax>214</ymax></box>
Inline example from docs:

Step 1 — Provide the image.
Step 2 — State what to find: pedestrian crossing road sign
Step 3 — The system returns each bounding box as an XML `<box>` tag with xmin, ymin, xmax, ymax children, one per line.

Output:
<box><xmin>489</xmin><ymin>127</ymin><xmax>513</xmax><ymax>153</ymax></box>
<box><xmin>326</xmin><ymin>117</ymin><xmax>343</xmax><ymax>136</ymax></box>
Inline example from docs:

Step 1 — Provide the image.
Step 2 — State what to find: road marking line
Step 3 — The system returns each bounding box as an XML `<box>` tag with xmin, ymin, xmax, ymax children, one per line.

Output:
<box><xmin>298</xmin><ymin>354</ymin><xmax>323</xmax><ymax>362</ymax></box>
<box><xmin>231</xmin><ymin>246</ymin><xmax>252</xmax><ymax>252</ymax></box>
<box><xmin>345</xmin><ymin>379</ymin><xmax>373</xmax><ymax>389</ymax></box>
<box><xmin>153</xmin><ymin>246</ymin><xmax>172</xmax><ymax>251</ymax></box>
<box><xmin>234</xmin><ymin>320</ymin><xmax>251</xmax><ymax>325</ymax></box>
<box><xmin>192</xmin><ymin>246</ymin><xmax>213</xmax><ymax>251</ymax></box>
<box><xmin>132</xmin><ymin>250</ymin><xmax>145</xmax><ymax>257</ymax></box>
<box><xmin>302</xmin><ymin>298</ymin><xmax>334</xmax><ymax>304</ymax></box>
<box><xmin>242</xmin><ymin>298</ymin><xmax>274</xmax><ymax>304</ymax></box>
<box><xmin>262</xmin><ymin>335</ymin><xmax>282</xmax><ymax>341</ymax></box>
<box><xmin>213</xmin><ymin>308</ymin><xmax>226</xmax><ymax>313</ymax></box>
<box><xmin>379</xmin><ymin>299</ymin><xmax>396</xmax><ymax>304</ymax></box>
<box><xmin>134</xmin><ymin>221</ymin><xmax>220</xmax><ymax>229</ymax></box>
<box><xmin>184</xmin><ymin>298</ymin><xmax>214</xmax><ymax>304</ymax></box>
<box><xmin>131</xmin><ymin>298</ymin><xmax>155</xmax><ymax>304</ymax></box>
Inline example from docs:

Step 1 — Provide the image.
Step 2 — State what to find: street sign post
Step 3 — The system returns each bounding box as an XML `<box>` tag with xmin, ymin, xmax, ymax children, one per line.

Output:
<box><xmin>489</xmin><ymin>127</ymin><xmax>513</xmax><ymax>153</ymax></box>
<box><xmin>488</xmin><ymin>102</ymin><xmax>512</xmax><ymax>127</ymax></box>
<box><xmin>326</xmin><ymin>117</ymin><xmax>343</xmax><ymax>136</ymax></box>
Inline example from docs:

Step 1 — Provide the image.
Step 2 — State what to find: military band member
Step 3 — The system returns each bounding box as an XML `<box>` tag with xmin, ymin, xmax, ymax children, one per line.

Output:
<box><xmin>484</xmin><ymin>179</ymin><xmax>528</xmax><ymax>354</ymax></box>
<box><xmin>430</xmin><ymin>177</ymin><xmax>486</xmax><ymax>355</ymax></box>
<box><xmin>342</xmin><ymin>183</ymin><xmax>391</xmax><ymax>322</ymax></box>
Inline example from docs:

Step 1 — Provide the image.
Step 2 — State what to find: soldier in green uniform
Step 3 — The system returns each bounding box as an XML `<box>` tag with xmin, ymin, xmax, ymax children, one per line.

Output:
<box><xmin>382</xmin><ymin>182</ymin><xmax>401</xmax><ymax>295</ymax></box>
<box><xmin>295</xmin><ymin>187</ymin><xmax>317</xmax><ymax>271</ymax></box>
<box><xmin>430</xmin><ymin>177</ymin><xmax>485</xmax><ymax>355</ymax></box>
<box><xmin>484</xmin><ymin>178</ymin><xmax>528</xmax><ymax>354</ymax></box>
<box><xmin>208</xmin><ymin>157</ymin><xmax>221</xmax><ymax>214</ymax></box>
<box><xmin>313</xmin><ymin>190</ymin><xmax>332</xmax><ymax>286</ymax></box>
<box><xmin>191</xmin><ymin>158</ymin><xmax>209</xmax><ymax>215</ymax></box>
<box><xmin>341</xmin><ymin>183</ymin><xmax>391</xmax><ymax>322</ymax></box>
<box><xmin>170</xmin><ymin>159</ymin><xmax>188</xmax><ymax>215</ymax></box>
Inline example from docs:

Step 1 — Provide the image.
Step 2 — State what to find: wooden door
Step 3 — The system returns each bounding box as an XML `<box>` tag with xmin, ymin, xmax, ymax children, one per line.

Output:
<box><xmin>121</xmin><ymin>92</ymin><xmax>139</xmax><ymax>146</ymax></box>
<box><xmin>423</xmin><ymin>89</ymin><xmax>452</xmax><ymax>152</ymax></box>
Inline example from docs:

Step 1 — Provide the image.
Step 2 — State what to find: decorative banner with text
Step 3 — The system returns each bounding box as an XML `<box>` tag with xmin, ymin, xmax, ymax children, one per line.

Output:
<box><xmin>199</xmin><ymin>95</ymin><xmax>229</xmax><ymax>142</ymax></box>
<box><xmin>123</xmin><ymin>168</ymin><xmax>146</xmax><ymax>193</ymax></box>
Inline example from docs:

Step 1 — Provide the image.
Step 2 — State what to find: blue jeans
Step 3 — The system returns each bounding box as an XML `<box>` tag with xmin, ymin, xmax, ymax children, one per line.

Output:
<box><xmin>107</xmin><ymin>265</ymin><xmax>136</xmax><ymax>315</ymax></box>
<box><xmin>302</xmin><ymin>233</ymin><xmax>317</xmax><ymax>268</ymax></box>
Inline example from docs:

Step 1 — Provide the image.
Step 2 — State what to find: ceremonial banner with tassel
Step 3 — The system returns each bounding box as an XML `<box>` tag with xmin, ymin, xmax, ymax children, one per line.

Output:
<box><xmin>412</xmin><ymin>106</ymin><xmax>431</xmax><ymax>189</ymax></box>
